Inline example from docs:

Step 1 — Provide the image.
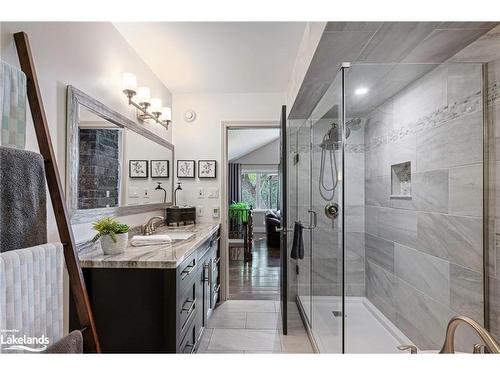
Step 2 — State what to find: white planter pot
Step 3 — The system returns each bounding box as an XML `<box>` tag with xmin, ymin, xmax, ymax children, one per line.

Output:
<box><xmin>100</xmin><ymin>233</ymin><xmax>128</xmax><ymax>255</ymax></box>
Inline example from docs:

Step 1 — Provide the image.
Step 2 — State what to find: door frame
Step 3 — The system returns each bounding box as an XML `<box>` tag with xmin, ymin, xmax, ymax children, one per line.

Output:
<box><xmin>220</xmin><ymin>120</ymin><xmax>280</xmax><ymax>302</ymax></box>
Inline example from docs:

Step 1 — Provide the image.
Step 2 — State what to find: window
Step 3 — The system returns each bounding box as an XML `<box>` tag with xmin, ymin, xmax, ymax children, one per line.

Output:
<box><xmin>240</xmin><ymin>172</ymin><xmax>279</xmax><ymax>209</ymax></box>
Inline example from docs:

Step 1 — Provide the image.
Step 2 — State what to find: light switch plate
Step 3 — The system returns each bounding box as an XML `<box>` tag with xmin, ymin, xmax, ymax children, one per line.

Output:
<box><xmin>196</xmin><ymin>206</ymin><xmax>204</xmax><ymax>217</ymax></box>
<box><xmin>198</xmin><ymin>187</ymin><xmax>204</xmax><ymax>198</ymax></box>
<box><xmin>207</xmin><ymin>187</ymin><xmax>219</xmax><ymax>198</ymax></box>
<box><xmin>128</xmin><ymin>187</ymin><xmax>139</xmax><ymax>198</ymax></box>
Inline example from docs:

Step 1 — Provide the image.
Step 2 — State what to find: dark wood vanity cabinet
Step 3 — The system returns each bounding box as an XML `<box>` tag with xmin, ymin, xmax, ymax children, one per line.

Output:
<box><xmin>70</xmin><ymin>228</ymin><xmax>221</xmax><ymax>353</ymax></box>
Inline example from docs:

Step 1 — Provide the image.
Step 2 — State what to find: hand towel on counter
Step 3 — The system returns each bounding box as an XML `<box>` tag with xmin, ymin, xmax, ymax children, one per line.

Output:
<box><xmin>0</xmin><ymin>146</ymin><xmax>46</xmax><ymax>252</ymax></box>
<box><xmin>0</xmin><ymin>60</ymin><xmax>27</xmax><ymax>149</ymax></box>
<box><xmin>290</xmin><ymin>221</ymin><xmax>304</xmax><ymax>260</ymax></box>
<box><xmin>130</xmin><ymin>234</ymin><xmax>172</xmax><ymax>247</ymax></box>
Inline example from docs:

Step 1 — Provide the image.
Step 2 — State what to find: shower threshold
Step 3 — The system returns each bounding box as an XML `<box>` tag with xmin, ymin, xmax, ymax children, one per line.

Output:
<box><xmin>297</xmin><ymin>295</ymin><xmax>416</xmax><ymax>353</ymax></box>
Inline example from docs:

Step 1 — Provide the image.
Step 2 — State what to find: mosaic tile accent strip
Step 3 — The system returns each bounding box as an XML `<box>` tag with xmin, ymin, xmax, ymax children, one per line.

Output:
<box><xmin>366</xmin><ymin>91</ymin><xmax>483</xmax><ymax>152</ymax></box>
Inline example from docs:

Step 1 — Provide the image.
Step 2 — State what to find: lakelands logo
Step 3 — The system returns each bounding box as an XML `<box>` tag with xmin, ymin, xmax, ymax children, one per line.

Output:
<box><xmin>0</xmin><ymin>330</ymin><xmax>49</xmax><ymax>352</ymax></box>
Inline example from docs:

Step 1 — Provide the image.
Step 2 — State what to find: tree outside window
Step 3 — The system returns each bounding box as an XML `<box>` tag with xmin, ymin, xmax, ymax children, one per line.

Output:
<box><xmin>240</xmin><ymin>172</ymin><xmax>279</xmax><ymax>209</ymax></box>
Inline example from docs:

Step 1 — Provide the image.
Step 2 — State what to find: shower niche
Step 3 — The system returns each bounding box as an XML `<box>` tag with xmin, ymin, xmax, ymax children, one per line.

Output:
<box><xmin>390</xmin><ymin>161</ymin><xmax>411</xmax><ymax>198</ymax></box>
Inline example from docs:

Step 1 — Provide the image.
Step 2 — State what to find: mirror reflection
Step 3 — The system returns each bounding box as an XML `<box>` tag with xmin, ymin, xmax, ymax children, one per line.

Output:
<box><xmin>77</xmin><ymin>105</ymin><xmax>172</xmax><ymax>210</ymax></box>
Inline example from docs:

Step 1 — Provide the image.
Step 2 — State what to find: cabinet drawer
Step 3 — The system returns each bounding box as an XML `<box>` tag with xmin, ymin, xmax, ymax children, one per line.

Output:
<box><xmin>178</xmin><ymin>282</ymin><xmax>197</xmax><ymax>337</ymax></box>
<box><xmin>178</xmin><ymin>251</ymin><xmax>198</xmax><ymax>293</ymax></box>
<box><xmin>179</xmin><ymin>318</ymin><xmax>198</xmax><ymax>354</ymax></box>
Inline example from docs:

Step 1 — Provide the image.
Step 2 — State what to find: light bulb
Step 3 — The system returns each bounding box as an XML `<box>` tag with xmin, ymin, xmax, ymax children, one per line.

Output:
<box><xmin>136</xmin><ymin>87</ymin><xmax>151</xmax><ymax>104</ymax></box>
<box><xmin>150</xmin><ymin>98</ymin><xmax>162</xmax><ymax>113</ymax></box>
<box><xmin>160</xmin><ymin>107</ymin><xmax>172</xmax><ymax>121</ymax></box>
<box><xmin>122</xmin><ymin>72</ymin><xmax>137</xmax><ymax>91</ymax></box>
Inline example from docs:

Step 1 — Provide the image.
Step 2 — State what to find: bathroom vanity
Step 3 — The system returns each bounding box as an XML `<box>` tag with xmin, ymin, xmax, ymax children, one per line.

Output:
<box><xmin>70</xmin><ymin>223</ymin><xmax>221</xmax><ymax>353</ymax></box>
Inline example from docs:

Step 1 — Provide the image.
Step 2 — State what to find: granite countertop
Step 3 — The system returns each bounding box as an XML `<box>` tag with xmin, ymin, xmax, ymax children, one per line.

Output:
<box><xmin>77</xmin><ymin>222</ymin><xmax>220</xmax><ymax>269</ymax></box>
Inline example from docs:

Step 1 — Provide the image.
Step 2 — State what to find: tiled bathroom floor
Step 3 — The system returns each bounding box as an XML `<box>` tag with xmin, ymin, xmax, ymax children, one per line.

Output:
<box><xmin>197</xmin><ymin>300</ymin><xmax>314</xmax><ymax>353</ymax></box>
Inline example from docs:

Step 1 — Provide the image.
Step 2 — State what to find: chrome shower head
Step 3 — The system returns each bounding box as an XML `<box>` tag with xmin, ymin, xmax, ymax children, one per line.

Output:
<box><xmin>319</xmin><ymin>122</ymin><xmax>350</xmax><ymax>150</ymax></box>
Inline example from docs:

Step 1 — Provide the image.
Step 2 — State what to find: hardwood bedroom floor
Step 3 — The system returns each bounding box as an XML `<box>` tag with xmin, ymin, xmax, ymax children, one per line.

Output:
<box><xmin>228</xmin><ymin>233</ymin><xmax>280</xmax><ymax>300</ymax></box>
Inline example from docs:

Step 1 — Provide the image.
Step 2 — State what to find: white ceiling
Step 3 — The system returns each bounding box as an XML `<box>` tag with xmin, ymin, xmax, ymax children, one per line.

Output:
<box><xmin>228</xmin><ymin>128</ymin><xmax>279</xmax><ymax>161</ymax></box>
<box><xmin>114</xmin><ymin>22</ymin><xmax>306</xmax><ymax>94</ymax></box>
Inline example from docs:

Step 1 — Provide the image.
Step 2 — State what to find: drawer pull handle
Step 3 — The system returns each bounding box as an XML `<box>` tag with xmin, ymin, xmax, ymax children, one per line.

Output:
<box><xmin>181</xmin><ymin>298</ymin><xmax>197</xmax><ymax>315</ymax></box>
<box><xmin>181</xmin><ymin>264</ymin><xmax>196</xmax><ymax>280</ymax></box>
<box><xmin>203</xmin><ymin>264</ymin><xmax>210</xmax><ymax>282</ymax></box>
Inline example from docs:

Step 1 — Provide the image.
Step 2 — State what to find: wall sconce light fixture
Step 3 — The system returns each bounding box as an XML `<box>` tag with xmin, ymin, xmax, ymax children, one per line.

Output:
<box><xmin>122</xmin><ymin>72</ymin><xmax>171</xmax><ymax>129</ymax></box>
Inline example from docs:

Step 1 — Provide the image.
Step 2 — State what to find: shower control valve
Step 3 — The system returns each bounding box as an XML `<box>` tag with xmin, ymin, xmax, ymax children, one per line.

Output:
<box><xmin>325</xmin><ymin>202</ymin><xmax>339</xmax><ymax>219</ymax></box>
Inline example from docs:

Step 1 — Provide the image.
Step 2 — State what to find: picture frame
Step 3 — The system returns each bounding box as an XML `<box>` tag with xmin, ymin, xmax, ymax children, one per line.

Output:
<box><xmin>177</xmin><ymin>160</ymin><xmax>196</xmax><ymax>178</ymax></box>
<box><xmin>198</xmin><ymin>160</ymin><xmax>217</xmax><ymax>178</ymax></box>
<box><xmin>129</xmin><ymin>160</ymin><xmax>148</xmax><ymax>178</ymax></box>
<box><xmin>151</xmin><ymin>160</ymin><xmax>170</xmax><ymax>178</ymax></box>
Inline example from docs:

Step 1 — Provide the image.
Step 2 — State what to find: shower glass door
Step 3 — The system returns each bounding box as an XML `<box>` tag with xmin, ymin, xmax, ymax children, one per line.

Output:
<box><xmin>308</xmin><ymin>68</ymin><xmax>346</xmax><ymax>353</ymax></box>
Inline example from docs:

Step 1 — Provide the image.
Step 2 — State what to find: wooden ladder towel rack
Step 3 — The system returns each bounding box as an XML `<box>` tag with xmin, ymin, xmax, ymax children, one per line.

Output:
<box><xmin>13</xmin><ymin>31</ymin><xmax>101</xmax><ymax>353</ymax></box>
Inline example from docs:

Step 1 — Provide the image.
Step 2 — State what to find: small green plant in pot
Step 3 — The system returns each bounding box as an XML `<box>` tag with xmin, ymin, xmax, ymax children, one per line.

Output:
<box><xmin>91</xmin><ymin>217</ymin><xmax>130</xmax><ymax>255</ymax></box>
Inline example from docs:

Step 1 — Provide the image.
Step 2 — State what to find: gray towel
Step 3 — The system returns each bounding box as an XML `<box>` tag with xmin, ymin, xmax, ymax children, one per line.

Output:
<box><xmin>44</xmin><ymin>330</ymin><xmax>83</xmax><ymax>354</ymax></box>
<box><xmin>0</xmin><ymin>146</ymin><xmax>47</xmax><ymax>252</ymax></box>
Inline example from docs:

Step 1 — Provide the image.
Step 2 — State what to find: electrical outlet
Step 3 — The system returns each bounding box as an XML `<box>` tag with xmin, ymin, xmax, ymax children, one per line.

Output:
<box><xmin>207</xmin><ymin>187</ymin><xmax>219</xmax><ymax>198</ymax></box>
<box><xmin>212</xmin><ymin>206</ymin><xmax>220</xmax><ymax>218</ymax></box>
<box><xmin>198</xmin><ymin>187</ymin><xmax>204</xmax><ymax>198</ymax></box>
<box><xmin>196</xmin><ymin>206</ymin><xmax>204</xmax><ymax>217</ymax></box>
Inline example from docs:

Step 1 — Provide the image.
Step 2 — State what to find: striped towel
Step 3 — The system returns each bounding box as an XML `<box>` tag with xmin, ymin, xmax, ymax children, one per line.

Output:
<box><xmin>0</xmin><ymin>243</ymin><xmax>64</xmax><ymax>354</ymax></box>
<box><xmin>0</xmin><ymin>60</ymin><xmax>27</xmax><ymax>149</ymax></box>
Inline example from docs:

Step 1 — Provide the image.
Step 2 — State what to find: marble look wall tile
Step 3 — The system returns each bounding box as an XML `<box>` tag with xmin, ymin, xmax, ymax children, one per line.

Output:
<box><xmin>417</xmin><ymin>212</ymin><xmax>483</xmax><ymax>272</ymax></box>
<box><xmin>450</xmin><ymin>264</ymin><xmax>484</xmax><ymax>323</ymax></box>
<box><xmin>378</xmin><ymin>207</ymin><xmax>418</xmax><ymax>248</ymax></box>
<box><xmin>311</xmin><ymin>257</ymin><xmax>339</xmax><ymax>284</ymax></box>
<box><xmin>365</xmin><ymin>233</ymin><xmax>394</xmax><ymax>272</ymax></box>
<box><xmin>392</xmin><ymin>64</ymin><xmax>447</xmax><ymax>127</ymax></box>
<box><xmin>394</xmin><ymin>243</ymin><xmax>450</xmax><ymax>304</ymax></box>
<box><xmin>447</xmin><ymin>63</ymin><xmax>482</xmax><ymax>105</ymax></box>
<box><xmin>366</xmin><ymin>260</ymin><xmax>396</xmax><ymax>321</ymax></box>
<box><xmin>393</xmin><ymin>276</ymin><xmax>453</xmax><ymax>350</ymax></box>
<box><xmin>346</xmin><ymin>283</ymin><xmax>365</xmax><ymax>297</ymax></box>
<box><xmin>416</xmin><ymin>121</ymin><xmax>449</xmax><ymax>172</ymax></box>
<box><xmin>345</xmin><ymin>205</ymin><xmax>365</xmax><ymax>233</ymax></box>
<box><xmin>365</xmin><ymin>205</ymin><xmax>379</xmax><ymax>236</ymax></box>
<box><xmin>390</xmin><ymin>134</ymin><xmax>417</xmax><ymax>175</ymax></box>
<box><xmin>365</xmin><ymin>176</ymin><xmax>391</xmax><ymax>207</ymax></box>
<box><xmin>312</xmin><ymin>228</ymin><xmax>340</xmax><ymax>259</ymax></box>
<box><xmin>449</xmin><ymin>164</ymin><xmax>483</xmax><ymax>217</ymax></box>
<box><xmin>346</xmin><ymin>250</ymin><xmax>365</xmax><ymax>285</ymax></box>
<box><xmin>345</xmin><ymin>232</ymin><xmax>365</xmax><ymax>258</ymax></box>
<box><xmin>416</xmin><ymin>111</ymin><xmax>483</xmax><ymax>173</ymax></box>
<box><xmin>413</xmin><ymin>169</ymin><xmax>449</xmax><ymax>213</ymax></box>
<box><xmin>448</xmin><ymin>111</ymin><xmax>483</xmax><ymax>164</ymax></box>
<box><xmin>489</xmin><ymin>276</ymin><xmax>500</xmax><ymax>340</ymax></box>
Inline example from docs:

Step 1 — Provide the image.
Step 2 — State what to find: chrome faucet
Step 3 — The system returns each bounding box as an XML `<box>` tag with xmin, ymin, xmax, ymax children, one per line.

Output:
<box><xmin>141</xmin><ymin>216</ymin><xmax>164</xmax><ymax>235</ymax></box>
<box><xmin>399</xmin><ymin>315</ymin><xmax>500</xmax><ymax>354</ymax></box>
<box><xmin>439</xmin><ymin>315</ymin><xmax>500</xmax><ymax>354</ymax></box>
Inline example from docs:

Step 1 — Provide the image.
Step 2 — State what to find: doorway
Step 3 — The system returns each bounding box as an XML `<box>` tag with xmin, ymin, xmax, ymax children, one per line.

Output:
<box><xmin>221</xmin><ymin>123</ymin><xmax>281</xmax><ymax>301</ymax></box>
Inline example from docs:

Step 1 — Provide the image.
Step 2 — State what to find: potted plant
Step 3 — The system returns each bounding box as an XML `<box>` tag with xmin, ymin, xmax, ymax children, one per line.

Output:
<box><xmin>91</xmin><ymin>217</ymin><xmax>130</xmax><ymax>255</ymax></box>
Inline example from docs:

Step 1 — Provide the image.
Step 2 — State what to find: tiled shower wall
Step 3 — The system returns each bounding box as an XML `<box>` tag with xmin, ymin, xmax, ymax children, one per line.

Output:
<box><xmin>78</xmin><ymin>128</ymin><xmax>120</xmax><ymax>209</ymax></box>
<box><xmin>489</xmin><ymin>57</ymin><xmax>500</xmax><ymax>340</ymax></box>
<box><xmin>363</xmin><ymin>62</ymin><xmax>485</xmax><ymax>350</ymax></box>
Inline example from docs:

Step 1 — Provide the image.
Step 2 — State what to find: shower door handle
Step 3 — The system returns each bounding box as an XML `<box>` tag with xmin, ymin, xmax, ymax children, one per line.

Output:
<box><xmin>303</xmin><ymin>210</ymin><xmax>317</xmax><ymax>230</ymax></box>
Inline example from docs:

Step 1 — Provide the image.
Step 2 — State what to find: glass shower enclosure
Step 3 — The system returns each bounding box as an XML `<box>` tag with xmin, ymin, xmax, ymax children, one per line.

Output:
<box><xmin>289</xmin><ymin>60</ymin><xmax>486</xmax><ymax>353</ymax></box>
